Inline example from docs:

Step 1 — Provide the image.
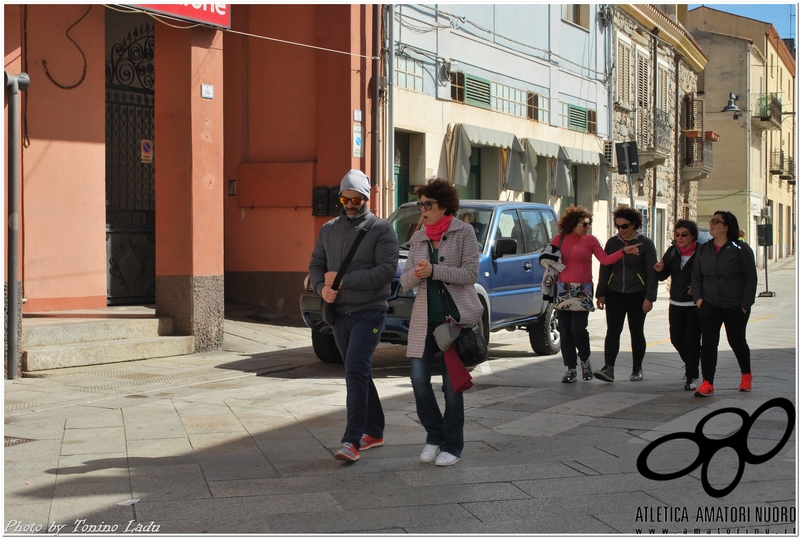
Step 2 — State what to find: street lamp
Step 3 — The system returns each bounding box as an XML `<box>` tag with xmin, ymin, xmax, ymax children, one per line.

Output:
<box><xmin>721</xmin><ymin>92</ymin><xmax>741</xmax><ymax>119</ymax></box>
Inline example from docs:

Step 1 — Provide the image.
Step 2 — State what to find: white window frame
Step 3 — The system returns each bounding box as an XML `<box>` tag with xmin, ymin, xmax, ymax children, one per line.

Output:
<box><xmin>396</xmin><ymin>54</ymin><xmax>424</xmax><ymax>93</ymax></box>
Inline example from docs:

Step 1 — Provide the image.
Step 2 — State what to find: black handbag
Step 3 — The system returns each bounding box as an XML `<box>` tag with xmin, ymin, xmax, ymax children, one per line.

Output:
<box><xmin>320</xmin><ymin>217</ymin><xmax>375</xmax><ymax>325</ymax></box>
<box><xmin>429</xmin><ymin>242</ymin><xmax>488</xmax><ymax>368</ymax></box>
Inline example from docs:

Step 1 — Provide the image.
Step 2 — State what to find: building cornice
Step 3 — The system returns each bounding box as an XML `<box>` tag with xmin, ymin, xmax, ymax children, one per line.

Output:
<box><xmin>621</xmin><ymin>4</ymin><xmax>708</xmax><ymax>72</ymax></box>
<box><xmin>768</xmin><ymin>27</ymin><xmax>796</xmax><ymax>78</ymax></box>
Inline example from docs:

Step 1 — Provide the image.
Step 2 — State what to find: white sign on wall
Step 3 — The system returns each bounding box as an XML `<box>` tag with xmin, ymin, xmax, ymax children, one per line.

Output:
<box><xmin>353</xmin><ymin>124</ymin><xmax>363</xmax><ymax>158</ymax></box>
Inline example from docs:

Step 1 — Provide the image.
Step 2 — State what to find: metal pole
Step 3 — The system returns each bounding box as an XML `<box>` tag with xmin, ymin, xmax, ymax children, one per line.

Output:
<box><xmin>5</xmin><ymin>71</ymin><xmax>30</xmax><ymax>379</ymax></box>
<box><xmin>371</xmin><ymin>4</ymin><xmax>380</xmax><ymax>194</ymax></box>
<box><xmin>387</xmin><ymin>5</ymin><xmax>395</xmax><ymax>204</ymax></box>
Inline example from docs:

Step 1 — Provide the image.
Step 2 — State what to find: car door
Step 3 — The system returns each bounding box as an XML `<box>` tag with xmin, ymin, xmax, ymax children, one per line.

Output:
<box><xmin>487</xmin><ymin>208</ymin><xmax>536</xmax><ymax>326</ymax></box>
<box><xmin>518</xmin><ymin>208</ymin><xmax>551</xmax><ymax>317</ymax></box>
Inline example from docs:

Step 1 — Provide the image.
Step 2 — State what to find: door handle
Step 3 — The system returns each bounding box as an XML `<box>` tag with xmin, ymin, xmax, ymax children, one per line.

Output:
<box><xmin>523</xmin><ymin>262</ymin><xmax>532</xmax><ymax>271</ymax></box>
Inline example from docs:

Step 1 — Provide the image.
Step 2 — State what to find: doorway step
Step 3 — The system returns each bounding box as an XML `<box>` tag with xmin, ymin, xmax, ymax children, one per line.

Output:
<box><xmin>21</xmin><ymin>306</ymin><xmax>194</xmax><ymax>376</ymax></box>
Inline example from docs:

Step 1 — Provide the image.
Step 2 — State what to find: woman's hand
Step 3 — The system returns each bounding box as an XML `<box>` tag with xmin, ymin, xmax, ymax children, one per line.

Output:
<box><xmin>596</xmin><ymin>297</ymin><xmax>605</xmax><ymax>310</ymax></box>
<box><xmin>696</xmin><ymin>299</ymin><xmax>703</xmax><ymax>308</ymax></box>
<box><xmin>642</xmin><ymin>299</ymin><xmax>653</xmax><ymax>313</ymax></box>
<box><xmin>653</xmin><ymin>259</ymin><xmax>664</xmax><ymax>272</ymax></box>
<box><xmin>414</xmin><ymin>260</ymin><xmax>432</xmax><ymax>279</ymax></box>
<box><xmin>623</xmin><ymin>243</ymin><xmax>642</xmax><ymax>255</ymax></box>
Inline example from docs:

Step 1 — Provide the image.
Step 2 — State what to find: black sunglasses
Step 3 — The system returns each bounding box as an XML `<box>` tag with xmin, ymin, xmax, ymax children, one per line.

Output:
<box><xmin>674</xmin><ymin>232</ymin><xmax>692</xmax><ymax>238</ymax></box>
<box><xmin>416</xmin><ymin>200</ymin><xmax>438</xmax><ymax>211</ymax></box>
<box><xmin>339</xmin><ymin>196</ymin><xmax>365</xmax><ymax>205</ymax></box>
<box><xmin>578</xmin><ymin>221</ymin><xmax>592</xmax><ymax>228</ymax></box>
<box><xmin>614</xmin><ymin>223</ymin><xmax>632</xmax><ymax>230</ymax></box>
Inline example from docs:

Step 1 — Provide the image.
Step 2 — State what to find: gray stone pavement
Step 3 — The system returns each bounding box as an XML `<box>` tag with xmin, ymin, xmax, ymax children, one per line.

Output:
<box><xmin>4</xmin><ymin>257</ymin><xmax>797</xmax><ymax>535</ymax></box>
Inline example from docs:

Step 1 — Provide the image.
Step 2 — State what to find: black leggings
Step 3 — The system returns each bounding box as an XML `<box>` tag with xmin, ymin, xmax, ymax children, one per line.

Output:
<box><xmin>669</xmin><ymin>304</ymin><xmax>701</xmax><ymax>380</ymax></box>
<box><xmin>557</xmin><ymin>309</ymin><xmax>590</xmax><ymax>369</ymax></box>
<box><xmin>603</xmin><ymin>289</ymin><xmax>648</xmax><ymax>369</ymax></box>
<box><xmin>698</xmin><ymin>301</ymin><xmax>751</xmax><ymax>385</ymax></box>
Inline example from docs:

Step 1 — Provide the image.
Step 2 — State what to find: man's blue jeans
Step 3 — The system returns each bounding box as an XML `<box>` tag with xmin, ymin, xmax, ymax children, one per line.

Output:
<box><xmin>331</xmin><ymin>308</ymin><xmax>386</xmax><ymax>448</ymax></box>
<box><xmin>409</xmin><ymin>323</ymin><xmax>464</xmax><ymax>457</ymax></box>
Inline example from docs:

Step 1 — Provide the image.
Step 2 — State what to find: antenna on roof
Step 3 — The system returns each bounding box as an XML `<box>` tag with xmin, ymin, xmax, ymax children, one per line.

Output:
<box><xmin>790</xmin><ymin>4</ymin><xmax>795</xmax><ymax>40</ymax></box>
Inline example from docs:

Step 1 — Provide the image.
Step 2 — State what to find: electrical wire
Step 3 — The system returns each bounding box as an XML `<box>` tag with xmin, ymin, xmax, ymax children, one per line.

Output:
<box><xmin>104</xmin><ymin>4</ymin><xmax>379</xmax><ymax>61</ymax></box>
<box><xmin>42</xmin><ymin>5</ymin><xmax>92</xmax><ymax>90</ymax></box>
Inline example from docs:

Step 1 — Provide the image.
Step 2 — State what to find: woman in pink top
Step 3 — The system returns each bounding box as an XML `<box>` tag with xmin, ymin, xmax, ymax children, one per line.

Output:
<box><xmin>553</xmin><ymin>206</ymin><xmax>641</xmax><ymax>383</ymax></box>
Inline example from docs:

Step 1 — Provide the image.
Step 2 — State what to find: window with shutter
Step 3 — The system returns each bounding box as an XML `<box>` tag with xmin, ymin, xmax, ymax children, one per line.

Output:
<box><xmin>617</xmin><ymin>41</ymin><xmax>632</xmax><ymax>108</ymax></box>
<box><xmin>657</xmin><ymin>66</ymin><xmax>669</xmax><ymax>110</ymax></box>
<box><xmin>450</xmin><ymin>71</ymin><xmax>465</xmax><ymax>102</ymax></box>
<box><xmin>636</xmin><ymin>52</ymin><xmax>649</xmax><ymax>109</ymax></box>
<box><xmin>464</xmin><ymin>74</ymin><xmax>492</xmax><ymax>109</ymax></box>
<box><xmin>587</xmin><ymin>109</ymin><xmax>597</xmax><ymax>134</ymax></box>
<box><xmin>567</xmin><ymin>105</ymin><xmax>588</xmax><ymax>133</ymax></box>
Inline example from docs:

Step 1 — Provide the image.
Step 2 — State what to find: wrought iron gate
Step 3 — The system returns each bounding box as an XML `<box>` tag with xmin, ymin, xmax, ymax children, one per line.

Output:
<box><xmin>105</xmin><ymin>24</ymin><xmax>155</xmax><ymax>305</ymax></box>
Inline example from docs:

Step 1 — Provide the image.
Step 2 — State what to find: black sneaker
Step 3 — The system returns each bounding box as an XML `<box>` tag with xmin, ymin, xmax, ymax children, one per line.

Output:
<box><xmin>684</xmin><ymin>378</ymin><xmax>698</xmax><ymax>391</ymax></box>
<box><xmin>594</xmin><ymin>365</ymin><xmax>614</xmax><ymax>382</ymax></box>
<box><xmin>581</xmin><ymin>360</ymin><xmax>593</xmax><ymax>381</ymax></box>
<box><xmin>561</xmin><ymin>369</ymin><xmax>577</xmax><ymax>383</ymax></box>
<box><xmin>630</xmin><ymin>368</ymin><xmax>643</xmax><ymax>381</ymax></box>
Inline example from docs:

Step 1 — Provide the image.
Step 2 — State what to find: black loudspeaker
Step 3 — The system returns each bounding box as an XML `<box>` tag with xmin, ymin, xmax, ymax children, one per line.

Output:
<box><xmin>615</xmin><ymin>141</ymin><xmax>640</xmax><ymax>174</ymax></box>
<box><xmin>312</xmin><ymin>186</ymin><xmax>329</xmax><ymax>216</ymax></box>
<box><xmin>328</xmin><ymin>187</ymin><xmax>343</xmax><ymax>216</ymax></box>
<box><xmin>757</xmin><ymin>224</ymin><xmax>773</xmax><ymax>246</ymax></box>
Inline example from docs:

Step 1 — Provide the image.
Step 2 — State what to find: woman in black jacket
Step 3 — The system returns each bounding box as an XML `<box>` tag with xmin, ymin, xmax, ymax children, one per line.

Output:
<box><xmin>595</xmin><ymin>207</ymin><xmax>658</xmax><ymax>382</ymax></box>
<box><xmin>691</xmin><ymin>211</ymin><xmax>757</xmax><ymax>397</ymax></box>
<box><xmin>654</xmin><ymin>219</ymin><xmax>701</xmax><ymax>391</ymax></box>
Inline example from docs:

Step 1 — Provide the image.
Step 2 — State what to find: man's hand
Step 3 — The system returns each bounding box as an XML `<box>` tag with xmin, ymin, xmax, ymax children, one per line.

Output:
<box><xmin>653</xmin><ymin>259</ymin><xmax>664</xmax><ymax>272</ymax></box>
<box><xmin>321</xmin><ymin>285</ymin><xmax>338</xmax><ymax>304</ymax></box>
<box><xmin>596</xmin><ymin>297</ymin><xmax>605</xmax><ymax>310</ymax></box>
<box><xmin>687</xmin><ymin>285</ymin><xmax>692</xmax><ymax>296</ymax></box>
<box><xmin>323</xmin><ymin>271</ymin><xmax>340</xmax><ymax>289</ymax></box>
<box><xmin>642</xmin><ymin>299</ymin><xmax>653</xmax><ymax>313</ymax></box>
<box><xmin>696</xmin><ymin>299</ymin><xmax>703</xmax><ymax>308</ymax></box>
<box><xmin>414</xmin><ymin>260</ymin><xmax>432</xmax><ymax>279</ymax></box>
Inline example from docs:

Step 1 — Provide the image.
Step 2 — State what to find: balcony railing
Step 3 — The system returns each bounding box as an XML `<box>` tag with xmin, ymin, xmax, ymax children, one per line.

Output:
<box><xmin>752</xmin><ymin>93</ymin><xmax>782</xmax><ymax>130</ymax></box>
<box><xmin>684</xmin><ymin>137</ymin><xmax>713</xmax><ymax>172</ymax></box>
<box><xmin>654</xmin><ymin>108</ymin><xmax>671</xmax><ymax>153</ymax></box>
<box><xmin>780</xmin><ymin>155</ymin><xmax>795</xmax><ymax>180</ymax></box>
<box><xmin>771</xmin><ymin>150</ymin><xmax>785</xmax><ymax>174</ymax></box>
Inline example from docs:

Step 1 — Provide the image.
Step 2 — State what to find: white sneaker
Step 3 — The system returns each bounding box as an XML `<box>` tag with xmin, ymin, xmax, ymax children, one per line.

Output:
<box><xmin>434</xmin><ymin>451</ymin><xmax>461</xmax><ymax>466</ymax></box>
<box><xmin>420</xmin><ymin>444</ymin><xmax>441</xmax><ymax>463</ymax></box>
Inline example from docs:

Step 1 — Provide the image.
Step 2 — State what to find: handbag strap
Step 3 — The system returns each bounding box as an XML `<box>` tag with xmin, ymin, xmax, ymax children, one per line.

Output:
<box><xmin>332</xmin><ymin>216</ymin><xmax>375</xmax><ymax>290</ymax></box>
<box><xmin>427</xmin><ymin>241</ymin><xmax>454</xmax><ymax>321</ymax></box>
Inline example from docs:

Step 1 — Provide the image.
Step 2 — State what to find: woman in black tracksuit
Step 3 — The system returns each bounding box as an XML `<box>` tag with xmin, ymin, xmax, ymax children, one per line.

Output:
<box><xmin>653</xmin><ymin>219</ymin><xmax>701</xmax><ymax>391</ymax></box>
<box><xmin>691</xmin><ymin>211</ymin><xmax>757</xmax><ymax>397</ymax></box>
<box><xmin>595</xmin><ymin>207</ymin><xmax>658</xmax><ymax>382</ymax></box>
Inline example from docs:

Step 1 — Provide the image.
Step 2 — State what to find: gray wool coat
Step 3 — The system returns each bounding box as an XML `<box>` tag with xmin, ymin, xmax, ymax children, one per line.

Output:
<box><xmin>400</xmin><ymin>217</ymin><xmax>483</xmax><ymax>359</ymax></box>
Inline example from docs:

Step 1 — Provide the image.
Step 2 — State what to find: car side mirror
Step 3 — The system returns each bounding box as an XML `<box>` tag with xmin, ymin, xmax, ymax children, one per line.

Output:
<box><xmin>493</xmin><ymin>238</ymin><xmax>518</xmax><ymax>259</ymax></box>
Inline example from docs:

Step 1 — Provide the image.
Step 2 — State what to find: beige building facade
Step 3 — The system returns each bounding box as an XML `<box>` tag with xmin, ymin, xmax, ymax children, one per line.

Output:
<box><xmin>686</xmin><ymin>7</ymin><xmax>796</xmax><ymax>266</ymax></box>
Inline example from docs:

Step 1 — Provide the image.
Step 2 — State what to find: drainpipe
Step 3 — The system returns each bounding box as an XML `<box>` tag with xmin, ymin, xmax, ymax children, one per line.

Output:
<box><xmin>650</xmin><ymin>32</ymin><xmax>657</xmax><ymax>240</ymax></box>
<box><xmin>387</xmin><ymin>5</ymin><xmax>395</xmax><ymax>214</ymax></box>
<box><xmin>674</xmin><ymin>52</ymin><xmax>681</xmax><ymax>221</ymax></box>
<box><xmin>607</xmin><ymin>5</ymin><xmax>616</xmax><ymax>240</ymax></box>
<box><xmin>372</xmin><ymin>4</ymin><xmax>380</xmax><ymax>210</ymax></box>
<box><xmin>747</xmin><ymin>43</ymin><xmax>756</xmax><ymax>266</ymax></box>
<box><xmin>5</xmin><ymin>71</ymin><xmax>30</xmax><ymax>380</ymax></box>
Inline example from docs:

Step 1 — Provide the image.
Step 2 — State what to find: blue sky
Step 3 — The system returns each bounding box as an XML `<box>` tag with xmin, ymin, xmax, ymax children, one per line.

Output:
<box><xmin>687</xmin><ymin>4</ymin><xmax>797</xmax><ymax>41</ymax></box>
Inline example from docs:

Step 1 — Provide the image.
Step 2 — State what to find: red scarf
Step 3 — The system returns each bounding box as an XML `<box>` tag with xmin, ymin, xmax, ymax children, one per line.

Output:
<box><xmin>425</xmin><ymin>215</ymin><xmax>453</xmax><ymax>241</ymax></box>
<box><xmin>677</xmin><ymin>241</ymin><xmax>697</xmax><ymax>257</ymax></box>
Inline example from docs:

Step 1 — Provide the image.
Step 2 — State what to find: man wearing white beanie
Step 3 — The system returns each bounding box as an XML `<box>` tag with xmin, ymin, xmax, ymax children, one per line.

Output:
<box><xmin>308</xmin><ymin>169</ymin><xmax>399</xmax><ymax>462</ymax></box>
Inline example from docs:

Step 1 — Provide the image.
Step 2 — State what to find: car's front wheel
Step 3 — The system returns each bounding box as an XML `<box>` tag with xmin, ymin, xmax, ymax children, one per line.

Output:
<box><xmin>529</xmin><ymin>302</ymin><xmax>561</xmax><ymax>355</ymax></box>
<box><xmin>311</xmin><ymin>330</ymin><xmax>343</xmax><ymax>363</ymax></box>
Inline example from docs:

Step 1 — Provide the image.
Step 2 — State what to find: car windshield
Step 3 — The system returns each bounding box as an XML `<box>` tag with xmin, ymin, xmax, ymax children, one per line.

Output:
<box><xmin>388</xmin><ymin>205</ymin><xmax>492</xmax><ymax>252</ymax></box>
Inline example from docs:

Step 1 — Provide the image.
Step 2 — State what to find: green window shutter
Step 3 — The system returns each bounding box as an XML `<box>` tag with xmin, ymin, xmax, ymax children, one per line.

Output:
<box><xmin>567</xmin><ymin>104</ymin><xmax>588</xmax><ymax>133</ymax></box>
<box><xmin>464</xmin><ymin>74</ymin><xmax>492</xmax><ymax>109</ymax></box>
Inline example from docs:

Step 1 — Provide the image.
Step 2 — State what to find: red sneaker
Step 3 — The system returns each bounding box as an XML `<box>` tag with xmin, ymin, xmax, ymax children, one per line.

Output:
<box><xmin>694</xmin><ymin>380</ymin><xmax>714</xmax><ymax>397</ymax></box>
<box><xmin>333</xmin><ymin>442</ymin><xmax>359</xmax><ymax>461</ymax></box>
<box><xmin>360</xmin><ymin>434</ymin><xmax>385</xmax><ymax>451</ymax></box>
<box><xmin>739</xmin><ymin>372</ymin><xmax>753</xmax><ymax>392</ymax></box>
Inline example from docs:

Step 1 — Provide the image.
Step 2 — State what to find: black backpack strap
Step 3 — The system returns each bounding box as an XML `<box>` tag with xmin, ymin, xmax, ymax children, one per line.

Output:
<box><xmin>332</xmin><ymin>216</ymin><xmax>375</xmax><ymax>290</ymax></box>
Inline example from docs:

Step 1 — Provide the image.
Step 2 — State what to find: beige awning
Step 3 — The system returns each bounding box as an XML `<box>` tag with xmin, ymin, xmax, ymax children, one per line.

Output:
<box><xmin>561</xmin><ymin>146</ymin><xmax>601</xmax><ymax>166</ymax></box>
<box><xmin>523</xmin><ymin>138</ymin><xmax>562</xmax><ymax>195</ymax></box>
<box><xmin>447</xmin><ymin>123</ymin><xmax>526</xmax><ymax>189</ymax></box>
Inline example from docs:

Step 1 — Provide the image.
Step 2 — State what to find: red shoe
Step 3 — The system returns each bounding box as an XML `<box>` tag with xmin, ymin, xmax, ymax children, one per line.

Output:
<box><xmin>333</xmin><ymin>442</ymin><xmax>359</xmax><ymax>461</ymax></box>
<box><xmin>739</xmin><ymin>372</ymin><xmax>753</xmax><ymax>392</ymax></box>
<box><xmin>359</xmin><ymin>434</ymin><xmax>385</xmax><ymax>450</ymax></box>
<box><xmin>694</xmin><ymin>380</ymin><xmax>714</xmax><ymax>397</ymax></box>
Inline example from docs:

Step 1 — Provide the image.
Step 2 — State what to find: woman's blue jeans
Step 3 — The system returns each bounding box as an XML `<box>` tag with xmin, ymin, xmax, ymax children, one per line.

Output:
<box><xmin>409</xmin><ymin>323</ymin><xmax>464</xmax><ymax>457</ymax></box>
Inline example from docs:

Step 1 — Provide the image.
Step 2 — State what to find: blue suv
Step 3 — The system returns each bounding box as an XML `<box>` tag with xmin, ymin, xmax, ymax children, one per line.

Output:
<box><xmin>299</xmin><ymin>200</ymin><xmax>562</xmax><ymax>363</ymax></box>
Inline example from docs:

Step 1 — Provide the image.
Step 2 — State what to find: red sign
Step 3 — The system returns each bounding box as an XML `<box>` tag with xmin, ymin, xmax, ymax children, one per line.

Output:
<box><xmin>129</xmin><ymin>4</ymin><xmax>230</xmax><ymax>29</ymax></box>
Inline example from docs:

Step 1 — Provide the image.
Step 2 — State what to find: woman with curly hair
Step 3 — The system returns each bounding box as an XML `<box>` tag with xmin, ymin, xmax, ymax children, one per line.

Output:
<box><xmin>400</xmin><ymin>178</ymin><xmax>483</xmax><ymax>466</ymax></box>
<box><xmin>551</xmin><ymin>205</ymin><xmax>641</xmax><ymax>383</ymax></box>
<box><xmin>594</xmin><ymin>207</ymin><xmax>658</xmax><ymax>383</ymax></box>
